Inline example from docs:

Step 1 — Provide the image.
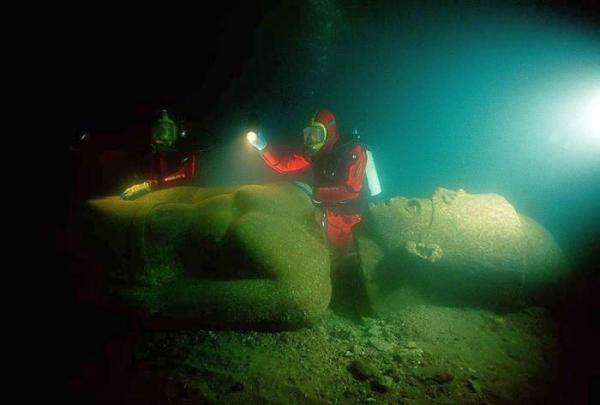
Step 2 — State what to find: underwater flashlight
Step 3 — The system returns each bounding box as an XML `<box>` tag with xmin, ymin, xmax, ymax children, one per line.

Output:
<box><xmin>246</xmin><ymin>131</ymin><xmax>258</xmax><ymax>145</ymax></box>
<box><xmin>246</xmin><ymin>112</ymin><xmax>260</xmax><ymax>145</ymax></box>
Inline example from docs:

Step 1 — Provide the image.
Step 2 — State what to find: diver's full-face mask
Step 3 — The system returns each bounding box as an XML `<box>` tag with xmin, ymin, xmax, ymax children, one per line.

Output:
<box><xmin>303</xmin><ymin>123</ymin><xmax>327</xmax><ymax>155</ymax></box>
<box><xmin>152</xmin><ymin>115</ymin><xmax>178</xmax><ymax>152</ymax></box>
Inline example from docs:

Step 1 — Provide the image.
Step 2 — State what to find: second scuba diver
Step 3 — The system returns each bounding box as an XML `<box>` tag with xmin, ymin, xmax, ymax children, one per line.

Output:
<box><xmin>121</xmin><ymin>109</ymin><xmax>197</xmax><ymax>200</ymax></box>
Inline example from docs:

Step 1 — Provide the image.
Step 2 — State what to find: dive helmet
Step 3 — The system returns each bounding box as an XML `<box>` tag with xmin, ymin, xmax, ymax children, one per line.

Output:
<box><xmin>303</xmin><ymin>109</ymin><xmax>339</xmax><ymax>154</ymax></box>
<box><xmin>152</xmin><ymin>109</ymin><xmax>178</xmax><ymax>148</ymax></box>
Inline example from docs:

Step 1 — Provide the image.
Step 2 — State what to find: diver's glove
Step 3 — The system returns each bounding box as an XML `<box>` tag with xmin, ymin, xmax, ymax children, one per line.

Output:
<box><xmin>121</xmin><ymin>181</ymin><xmax>151</xmax><ymax>200</ymax></box>
<box><xmin>247</xmin><ymin>129</ymin><xmax>267</xmax><ymax>151</ymax></box>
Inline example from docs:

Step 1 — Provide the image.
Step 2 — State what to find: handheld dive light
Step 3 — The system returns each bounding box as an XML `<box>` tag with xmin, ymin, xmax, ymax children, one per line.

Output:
<box><xmin>246</xmin><ymin>131</ymin><xmax>258</xmax><ymax>145</ymax></box>
<box><xmin>246</xmin><ymin>112</ymin><xmax>259</xmax><ymax>145</ymax></box>
<box><xmin>246</xmin><ymin>112</ymin><xmax>266</xmax><ymax>150</ymax></box>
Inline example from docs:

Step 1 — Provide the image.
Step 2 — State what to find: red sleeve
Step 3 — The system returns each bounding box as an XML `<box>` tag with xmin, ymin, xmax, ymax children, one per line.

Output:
<box><xmin>315</xmin><ymin>145</ymin><xmax>367</xmax><ymax>203</ymax></box>
<box><xmin>147</xmin><ymin>153</ymin><xmax>196</xmax><ymax>189</ymax></box>
<box><xmin>261</xmin><ymin>146</ymin><xmax>311</xmax><ymax>173</ymax></box>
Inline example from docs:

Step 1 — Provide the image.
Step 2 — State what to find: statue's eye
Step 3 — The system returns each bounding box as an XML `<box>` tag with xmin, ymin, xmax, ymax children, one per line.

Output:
<box><xmin>406</xmin><ymin>200</ymin><xmax>422</xmax><ymax>215</ymax></box>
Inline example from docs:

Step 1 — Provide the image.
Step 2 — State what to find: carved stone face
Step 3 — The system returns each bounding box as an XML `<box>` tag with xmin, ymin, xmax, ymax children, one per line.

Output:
<box><xmin>361</xmin><ymin>196</ymin><xmax>434</xmax><ymax>253</ymax></box>
<box><xmin>361</xmin><ymin>187</ymin><xmax>523</xmax><ymax>260</ymax></box>
<box><xmin>355</xmin><ymin>187</ymin><xmax>565</xmax><ymax>311</ymax></box>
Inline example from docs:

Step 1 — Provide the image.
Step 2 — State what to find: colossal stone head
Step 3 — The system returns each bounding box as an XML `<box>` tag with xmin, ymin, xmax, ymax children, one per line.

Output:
<box><xmin>355</xmin><ymin>188</ymin><xmax>567</xmax><ymax>312</ymax></box>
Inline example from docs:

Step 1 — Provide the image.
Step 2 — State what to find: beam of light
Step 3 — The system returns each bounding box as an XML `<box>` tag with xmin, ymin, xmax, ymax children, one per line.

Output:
<box><xmin>579</xmin><ymin>87</ymin><xmax>600</xmax><ymax>141</ymax></box>
<box><xmin>550</xmin><ymin>84</ymin><xmax>600</xmax><ymax>153</ymax></box>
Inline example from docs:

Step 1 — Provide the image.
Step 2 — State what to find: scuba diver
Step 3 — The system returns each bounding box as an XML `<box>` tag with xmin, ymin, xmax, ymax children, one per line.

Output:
<box><xmin>248</xmin><ymin>109</ymin><xmax>380</xmax><ymax>254</ymax></box>
<box><xmin>121</xmin><ymin>109</ymin><xmax>197</xmax><ymax>200</ymax></box>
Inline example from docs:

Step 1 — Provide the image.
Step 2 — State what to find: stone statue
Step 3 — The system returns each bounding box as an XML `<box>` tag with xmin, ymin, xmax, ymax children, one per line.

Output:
<box><xmin>355</xmin><ymin>188</ymin><xmax>568</xmax><ymax>313</ymax></box>
<box><xmin>83</xmin><ymin>184</ymin><xmax>567</xmax><ymax>328</ymax></box>
<box><xmin>85</xmin><ymin>182</ymin><xmax>331</xmax><ymax>329</ymax></box>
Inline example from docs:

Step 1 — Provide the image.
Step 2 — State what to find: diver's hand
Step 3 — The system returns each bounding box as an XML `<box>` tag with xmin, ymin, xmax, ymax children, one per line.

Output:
<box><xmin>121</xmin><ymin>181</ymin><xmax>151</xmax><ymax>200</ymax></box>
<box><xmin>247</xmin><ymin>130</ymin><xmax>267</xmax><ymax>151</ymax></box>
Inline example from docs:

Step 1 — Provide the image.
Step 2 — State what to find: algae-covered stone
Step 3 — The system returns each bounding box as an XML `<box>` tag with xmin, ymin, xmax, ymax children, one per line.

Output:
<box><xmin>355</xmin><ymin>187</ymin><xmax>566</xmax><ymax>311</ymax></box>
<box><xmin>84</xmin><ymin>182</ymin><xmax>331</xmax><ymax>329</ymax></box>
<box><xmin>84</xmin><ymin>182</ymin><xmax>567</xmax><ymax>326</ymax></box>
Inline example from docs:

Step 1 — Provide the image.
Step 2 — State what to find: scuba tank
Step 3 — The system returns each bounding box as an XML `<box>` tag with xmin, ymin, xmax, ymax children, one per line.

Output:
<box><xmin>365</xmin><ymin>149</ymin><xmax>382</xmax><ymax>196</ymax></box>
<box><xmin>352</xmin><ymin>129</ymin><xmax>382</xmax><ymax>197</ymax></box>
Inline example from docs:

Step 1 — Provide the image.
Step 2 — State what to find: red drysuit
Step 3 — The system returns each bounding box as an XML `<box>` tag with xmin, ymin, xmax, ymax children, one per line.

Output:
<box><xmin>146</xmin><ymin>150</ymin><xmax>197</xmax><ymax>189</ymax></box>
<box><xmin>261</xmin><ymin>111</ymin><xmax>367</xmax><ymax>250</ymax></box>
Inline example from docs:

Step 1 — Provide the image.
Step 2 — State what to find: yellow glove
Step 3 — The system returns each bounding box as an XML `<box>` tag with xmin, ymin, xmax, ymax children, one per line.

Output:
<box><xmin>121</xmin><ymin>181</ymin><xmax>151</xmax><ymax>200</ymax></box>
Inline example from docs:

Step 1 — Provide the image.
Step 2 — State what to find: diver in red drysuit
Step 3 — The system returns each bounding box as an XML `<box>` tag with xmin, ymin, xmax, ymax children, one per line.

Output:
<box><xmin>249</xmin><ymin>109</ymin><xmax>367</xmax><ymax>251</ymax></box>
<box><xmin>121</xmin><ymin>109</ymin><xmax>196</xmax><ymax>200</ymax></box>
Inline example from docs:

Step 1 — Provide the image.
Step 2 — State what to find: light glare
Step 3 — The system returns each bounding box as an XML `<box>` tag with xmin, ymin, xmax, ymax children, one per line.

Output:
<box><xmin>581</xmin><ymin>89</ymin><xmax>600</xmax><ymax>138</ymax></box>
<box><xmin>246</xmin><ymin>131</ymin><xmax>257</xmax><ymax>144</ymax></box>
